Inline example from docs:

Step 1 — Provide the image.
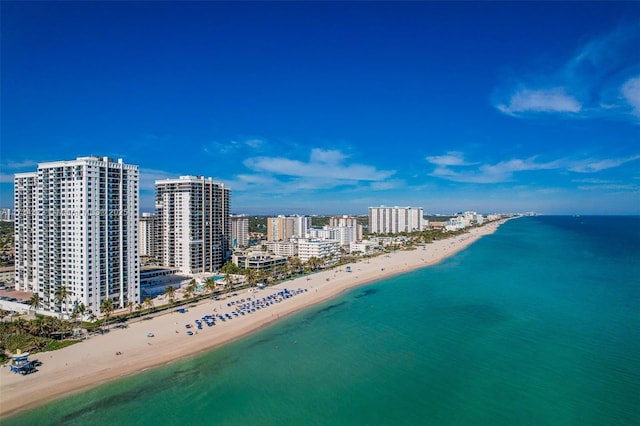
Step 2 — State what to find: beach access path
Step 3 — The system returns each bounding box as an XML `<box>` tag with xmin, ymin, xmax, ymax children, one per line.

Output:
<box><xmin>0</xmin><ymin>219</ymin><xmax>507</xmax><ymax>418</ymax></box>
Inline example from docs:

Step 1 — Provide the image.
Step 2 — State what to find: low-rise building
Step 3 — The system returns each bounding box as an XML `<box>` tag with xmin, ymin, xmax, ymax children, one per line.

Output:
<box><xmin>264</xmin><ymin>241</ymin><xmax>297</xmax><ymax>257</ymax></box>
<box><xmin>297</xmin><ymin>239</ymin><xmax>340</xmax><ymax>265</ymax></box>
<box><xmin>232</xmin><ymin>251</ymin><xmax>288</xmax><ymax>271</ymax></box>
<box><xmin>349</xmin><ymin>241</ymin><xmax>378</xmax><ymax>255</ymax></box>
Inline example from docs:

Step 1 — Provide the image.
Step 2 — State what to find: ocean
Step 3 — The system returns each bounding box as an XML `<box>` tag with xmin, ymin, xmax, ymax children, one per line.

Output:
<box><xmin>5</xmin><ymin>216</ymin><xmax>640</xmax><ymax>425</ymax></box>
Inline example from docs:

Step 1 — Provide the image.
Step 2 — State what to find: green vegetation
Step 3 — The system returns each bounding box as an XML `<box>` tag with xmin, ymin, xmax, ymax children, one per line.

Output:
<box><xmin>0</xmin><ymin>221</ymin><xmax>14</xmax><ymax>266</ymax></box>
<box><xmin>0</xmin><ymin>315</ymin><xmax>80</xmax><ymax>362</ymax></box>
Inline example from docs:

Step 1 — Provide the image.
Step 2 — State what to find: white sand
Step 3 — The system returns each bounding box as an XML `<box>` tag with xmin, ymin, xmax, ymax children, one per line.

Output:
<box><xmin>0</xmin><ymin>220</ymin><xmax>507</xmax><ymax>418</ymax></box>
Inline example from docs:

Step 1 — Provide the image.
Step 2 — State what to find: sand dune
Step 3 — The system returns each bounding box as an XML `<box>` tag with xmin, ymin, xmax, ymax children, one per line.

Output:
<box><xmin>0</xmin><ymin>220</ymin><xmax>507</xmax><ymax>418</ymax></box>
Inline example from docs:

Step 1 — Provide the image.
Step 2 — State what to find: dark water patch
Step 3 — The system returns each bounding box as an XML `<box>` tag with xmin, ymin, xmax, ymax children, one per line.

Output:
<box><xmin>312</xmin><ymin>301</ymin><xmax>348</xmax><ymax>316</ymax></box>
<box><xmin>353</xmin><ymin>288</ymin><xmax>379</xmax><ymax>299</ymax></box>
<box><xmin>53</xmin><ymin>387</ymin><xmax>145</xmax><ymax>424</ymax></box>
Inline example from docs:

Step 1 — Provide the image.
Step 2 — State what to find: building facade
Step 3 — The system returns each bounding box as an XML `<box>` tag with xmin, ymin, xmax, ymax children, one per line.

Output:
<box><xmin>138</xmin><ymin>212</ymin><xmax>159</xmax><ymax>258</ymax></box>
<box><xmin>266</xmin><ymin>215</ymin><xmax>311</xmax><ymax>241</ymax></box>
<box><xmin>329</xmin><ymin>215</ymin><xmax>363</xmax><ymax>241</ymax></box>
<box><xmin>155</xmin><ymin>176</ymin><xmax>230</xmax><ymax>274</ymax></box>
<box><xmin>14</xmin><ymin>156</ymin><xmax>139</xmax><ymax>317</ymax></box>
<box><xmin>230</xmin><ymin>214</ymin><xmax>249</xmax><ymax>248</ymax></box>
<box><xmin>368</xmin><ymin>206</ymin><xmax>424</xmax><ymax>234</ymax></box>
<box><xmin>297</xmin><ymin>239</ymin><xmax>340</xmax><ymax>265</ymax></box>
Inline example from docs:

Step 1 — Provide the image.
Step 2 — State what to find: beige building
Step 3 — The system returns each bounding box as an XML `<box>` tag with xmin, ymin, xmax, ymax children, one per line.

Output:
<box><xmin>266</xmin><ymin>215</ymin><xmax>310</xmax><ymax>241</ymax></box>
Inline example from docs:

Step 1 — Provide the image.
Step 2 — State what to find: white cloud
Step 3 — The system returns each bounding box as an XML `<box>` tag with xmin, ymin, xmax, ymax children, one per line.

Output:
<box><xmin>244</xmin><ymin>148</ymin><xmax>394</xmax><ymax>182</ymax></box>
<box><xmin>425</xmin><ymin>151</ymin><xmax>477</xmax><ymax>167</ymax></box>
<box><xmin>494</xmin><ymin>23</ymin><xmax>640</xmax><ymax>120</ymax></box>
<box><xmin>427</xmin><ymin>151</ymin><xmax>640</xmax><ymax>184</ymax></box>
<box><xmin>0</xmin><ymin>173</ymin><xmax>15</xmax><ymax>183</ymax></box>
<box><xmin>2</xmin><ymin>159</ymin><xmax>39</xmax><ymax>170</ymax></box>
<box><xmin>622</xmin><ymin>76</ymin><xmax>640</xmax><ymax>116</ymax></box>
<box><xmin>567</xmin><ymin>155</ymin><xmax>640</xmax><ymax>173</ymax></box>
<box><xmin>139</xmin><ymin>168</ymin><xmax>179</xmax><ymax>191</ymax></box>
<box><xmin>245</xmin><ymin>138</ymin><xmax>265</xmax><ymax>149</ymax></box>
<box><xmin>497</xmin><ymin>88</ymin><xmax>581</xmax><ymax>115</ymax></box>
<box><xmin>578</xmin><ymin>183</ymin><xmax>638</xmax><ymax>191</ymax></box>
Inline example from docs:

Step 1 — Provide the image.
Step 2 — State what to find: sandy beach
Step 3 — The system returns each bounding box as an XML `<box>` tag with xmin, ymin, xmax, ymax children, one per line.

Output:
<box><xmin>0</xmin><ymin>220</ymin><xmax>507</xmax><ymax>418</ymax></box>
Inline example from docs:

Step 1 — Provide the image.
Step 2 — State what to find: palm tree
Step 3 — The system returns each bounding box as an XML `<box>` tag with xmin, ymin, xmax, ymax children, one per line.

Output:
<box><xmin>100</xmin><ymin>299</ymin><xmax>114</xmax><ymax>331</ymax></box>
<box><xmin>226</xmin><ymin>274</ymin><xmax>236</xmax><ymax>293</ymax></box>
<box><xmin>54</xmin><ymin>285</ymin><xmax>73</xmax><ymax>319</ymax></box>
<box><xmin>245</xmin><ymin>268</ymin><xmax>258</xmax><ymax>290</ymax></box>
<box><xmin>288</xmin><ymin>256</ymin><xmax>303</xmax><ymax>275</ymax></box>
<box><xmin>13</xmin><ymin>318</ymin><xmax>27</xmax><ymax>336</ymax></box>
<box><xmin>135</xmin><ymin>303</ymin><xmax>143</xmax><ymax>321</ymax></box>
<box><xmin>126</xmin><ymin>301</ymin><xmax>134</xmax><ymax>316</ymax></box>
<box><xmin>205</xmin><ymin>278</ymin><xmax>217</xmax><ymax>295</ymax></box>
<box><xmin>164</xmin><ymin>285</ymin><xmax>176</xmax><ymax>305</ymax></box>
<box><xmin>28</xmin><ymin>293</ymin><xmax>41</xmax><ymax>314</ymax></box>
<box><xmin>143</xmin><ymin>297</ymin><xmax>154</xmax><ymax>316</ymax></box>
<box><xmin>223</xmin><ymin>272</ymin><xmax>232</xmax><ymax>291</ymax></box>
<box><xmin>185</xmin><ymin>281</ymin><xmax>197</xmax><ymax>300</ymax></box>
<box><xmin>74</xmin><ymin>302</ymin><xmax>86</xmax><ymax>321</ymax></box>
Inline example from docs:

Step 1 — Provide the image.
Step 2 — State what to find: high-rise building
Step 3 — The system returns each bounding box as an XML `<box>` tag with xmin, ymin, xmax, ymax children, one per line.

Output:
<box><xmin>368</xmin><ymin>206</ymin><xmax>424</xmax><ymax>234</ymax></box>
<box><xmin>138</xmin><ymin>213</ymin><xmax>159</xmax><ymax>258</ymax></box>
<box><xmin>230</xmin><ymin>214</ymin><xmax>249</xmax><ymax>248</ymax></box>
<box><xmin>329</xmin><ymin>215</ymin><xmax>363</xmax><ymax>242</ymax></box>
<box><xmin>266</xmin><ymin>215</ymin><xmax>310</xmax><ymax>241</ymax></box>
<box><xmin>0</xmin><ymin>208</ymin><xmax>12</xmax><ymax>221</ymax></box>
<box><xmin>155</xmin><ymin>176</ymin><xmax>230</xmax><ymax>274</ymax></box>
<box><xmin>14</xmin><ymin>156</ymin><xmax>139</xmax><ymax>317</ymax></box>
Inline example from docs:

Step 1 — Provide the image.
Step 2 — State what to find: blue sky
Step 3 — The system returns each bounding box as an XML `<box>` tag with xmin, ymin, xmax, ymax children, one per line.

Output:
<box><xmin>1</xmin><ymin>2</ymin><xmax>639</xmax><ymax>215</ymax></box>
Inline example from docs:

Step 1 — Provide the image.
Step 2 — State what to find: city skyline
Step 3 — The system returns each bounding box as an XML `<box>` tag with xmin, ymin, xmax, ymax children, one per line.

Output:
<box><xmin>2</xmin><ymin>2</ymin><xmax>639</xmax><ymax>215</ymax></box>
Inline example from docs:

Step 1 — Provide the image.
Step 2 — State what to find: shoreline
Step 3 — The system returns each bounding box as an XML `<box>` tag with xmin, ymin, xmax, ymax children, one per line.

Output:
<box><xmin>0</xmin><ymin>219</ymin><xmax>509</xmax><ymax>418</ymax></box>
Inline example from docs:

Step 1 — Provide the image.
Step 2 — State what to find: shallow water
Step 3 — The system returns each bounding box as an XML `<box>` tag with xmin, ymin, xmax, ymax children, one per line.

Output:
<box><xmin>6</xmin><ymin>216</ymin><xmax>640</xmax><ymax>425</ymax></box>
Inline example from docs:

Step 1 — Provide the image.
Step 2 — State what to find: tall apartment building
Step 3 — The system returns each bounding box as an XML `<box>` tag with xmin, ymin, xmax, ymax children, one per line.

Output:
<box><xmin>138</xmin><ymin>213</ymin><xmax>159</xmax><ymax>258</ymax></box>
<box><xmin>368</xmin><ymin>206</ymin><xmax>424</xmax><ymax>234</ymax></box>
<box><xmin>266</xmin><ymin>215</ymin><xmax>311</xmax><ymax>241</ymax></box>
<box><xmin>230</xmin><ymin>214</ymin><xmax>249</xmax><ymax>248</ymax></box>
<box><xmin>14</xmin><ymin>156</ymin><xmax>139</xmax><ymax>317</ymax></box>
<box><xmin>155</xmin><ymin>176</ymin><xmax>230</xmax><ymax>274</ymax></box>
<box><xmin>329</xmin><ymin>215</ymin><xmax>363</xmax><ymax>242</ymax></box>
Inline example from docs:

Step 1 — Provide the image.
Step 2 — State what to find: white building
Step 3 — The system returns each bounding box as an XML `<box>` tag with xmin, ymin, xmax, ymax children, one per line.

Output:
<box><xmin>329</xmin><ymin>215</ymin><xmax>363</xmax><ymax>241</ymax></box>
<box><xmin>139</xmin><ymin>212</ymin><xmax>159</xmax><ymax>257</ymax></box>
<box><xmin>368</xmin><ymin>206</ymin><xmax>424</xmax><ymax>234</ymax></box>
<box><xmin>297</xmin><ymin>239</ymin><xmax>340</xmax><ymax>265</ymax></box>
<box><xmin>14</xmin><ymin>156</ymin><xmax>140</xmax><ymax>317</ymax></box>
<box><xmin>349</xmin><ymin>241</ymin><xmax>378</xmax><ymax>255</ymax></box>
<box><xmin>264</xmin><ymin>241</ymin><xmax>297</xmax><ymax>257</ymax></box>
<box><xmin>446</xmin><ymin>216</ymin><xmax>466</xmax><ymax>231</ymax></box>
<box><xmin>308</xmin><ymin>226</ymin><xmax>356</xmax><ymax>247</ymax></box>
<box><xmin>0</xmin><ymin>208</ymin><xmax>12</xmax><ymax>221</ymax></box>
<box><xmin>230</xmin><ymin>214</ymin><xmax>249</xmax><ymax>248</ymax></box>
<box><xmin>155</xmin><ymin>175</ymin><xmax>230</xmax><ymax>275</ymax></box>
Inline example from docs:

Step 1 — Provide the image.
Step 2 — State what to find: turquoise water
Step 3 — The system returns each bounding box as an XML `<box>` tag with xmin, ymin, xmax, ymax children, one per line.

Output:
<box><xmin>6</xmin><ymin>216</ymin><xmax>640</xmax><ymax>425</ymax></box>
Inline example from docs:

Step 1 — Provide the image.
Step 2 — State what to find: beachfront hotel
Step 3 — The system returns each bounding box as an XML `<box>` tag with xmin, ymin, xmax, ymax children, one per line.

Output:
<box><xmin>368</xmin><ymin>206</ymin><xmax>425</xmax><ymax>234</ymax></box>
<box><xmin>155</xmin><ymin>175</ymin><xmax>230</xmax><ymax>275</ymax></box>
<box><xmin>14</xmin><ymin>156</ymin><xmax>140</xmax><ymax>317</ymax></box>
